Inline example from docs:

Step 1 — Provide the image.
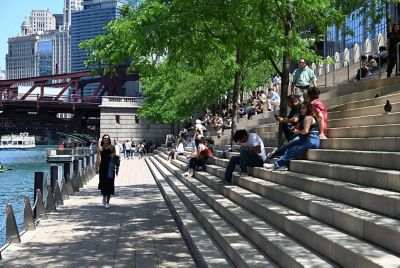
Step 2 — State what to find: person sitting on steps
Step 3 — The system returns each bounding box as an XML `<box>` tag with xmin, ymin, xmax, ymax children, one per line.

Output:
<box><xmin>223</xmin><ymin>129</ymin><xmax>266</xmax><ymax>184</ymax></box>
<box><xmin>183</xmin><ymin>135</ymin><xmax>213</xmax><ymax>177</ymax></box>
<box><xmin>264</xmin><ymin>101</ymin><xmax>320</xmax><ymax>171</ymax></box>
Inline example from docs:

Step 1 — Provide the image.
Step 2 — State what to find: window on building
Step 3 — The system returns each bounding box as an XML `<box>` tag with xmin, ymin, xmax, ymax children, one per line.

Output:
<box><xmin>115</xmin><ymin>115</ymin><xmax>120</xmax><ymax>124</ymax></box>
<box><xmin>135</xmin><ymin>115</ymin><xmax>139</xmax><ymax>124</ymax></box>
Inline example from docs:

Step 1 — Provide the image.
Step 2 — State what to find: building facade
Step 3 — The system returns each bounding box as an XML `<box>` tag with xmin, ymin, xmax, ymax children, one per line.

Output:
<box><xmin>325</xmin><ymin>2</ymin><xmax>400</xmax><ymax>57</ymax></box>
<box><xmin>29</xmin><ymin>9</ymin><xmax>57</xmax><ymax>34</ymax></box>
<box><xmin>6</xmin><ymin>23</ymin><xmax>40</xmax><ymax>79</ymax></box>
<box><xmin>64</xmin><ymin>0</ymin><xmax>83</xmax><ymax>30</ymax></box>
<box><xmin>100</xmin><ymin>96</ymin><xmax>171</xmax><ymax>145</ymax></box>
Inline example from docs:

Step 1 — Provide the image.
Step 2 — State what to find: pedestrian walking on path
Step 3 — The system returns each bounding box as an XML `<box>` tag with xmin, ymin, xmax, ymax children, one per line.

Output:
<box><xmin>96</xmin><ymin>134</ymin><xmax>116</xmax><ymax>208</ymax></box>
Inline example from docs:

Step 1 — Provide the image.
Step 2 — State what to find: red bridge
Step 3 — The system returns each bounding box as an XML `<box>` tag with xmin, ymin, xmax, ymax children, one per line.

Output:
<box><xmin>0</xmin><ymin>69</ymin><xmax>139</xmax><ymax>136</ymax></box>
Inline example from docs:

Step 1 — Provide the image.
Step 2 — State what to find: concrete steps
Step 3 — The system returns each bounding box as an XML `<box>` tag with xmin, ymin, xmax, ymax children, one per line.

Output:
<box><xmin>148</xmin><ymin>156</ymin><xmax>276</xmax><ymax>267</ymax></box>
<box><xmin>144</xmin><ymin>158</ymin><xmax>230</xmax><ymax>267</ymax></box>
<box><xmin>153</xmin><ymin>151</ymin><xmax>400</xmax><ymax>266</ymax></box>
<box><xmin>153</xmin><ymin>154</ymin><xmax>334</xmax><ymax>267</ymax></box>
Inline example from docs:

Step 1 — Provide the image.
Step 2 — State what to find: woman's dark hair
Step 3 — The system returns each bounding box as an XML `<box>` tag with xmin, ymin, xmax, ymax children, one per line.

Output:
<box><xmin>391</xmin><ymin>23</ymin><xmax>400</xmax><ymax>32</ymax></box>
<box><xmin>233</xmin><ymin>129</ymin><xmax>248</xmax><ymax>142</ymax></box>
<box><xmin>307</xmin><ymin>87</ymin><xmax>320</xmax><ymax>100</ymax></box>
<box><xmin>101</xmin><ymin>134</ymin><xmax>111</xmax><ymax>146</ymax></box>
<box><xmin>302</xmin><ymin>101</ymin><xmax>315</xmax><ymax>117</ymax></box>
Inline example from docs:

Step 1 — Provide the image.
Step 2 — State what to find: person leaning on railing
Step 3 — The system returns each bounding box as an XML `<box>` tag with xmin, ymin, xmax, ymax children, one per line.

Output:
<box><xmin>291</xmin><ymin>58</ymin><xmax>317</xmax><ymax>103</ymax></box>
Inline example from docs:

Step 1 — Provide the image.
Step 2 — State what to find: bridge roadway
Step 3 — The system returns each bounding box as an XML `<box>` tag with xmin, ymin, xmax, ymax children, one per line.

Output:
<box><xmin>1</xmin><ymin>157</ymin><xmax>194</xmax><ymax>267</ymax></box>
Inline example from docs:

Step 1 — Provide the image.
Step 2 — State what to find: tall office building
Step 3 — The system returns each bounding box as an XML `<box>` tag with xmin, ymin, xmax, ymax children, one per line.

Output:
<box><xmin>71</xmin><ymin>0</ymin><xmax>127</xmax><ymax>74</ymax></box>
<box><xmin>63</xmin><ymin>0</ymin><xmax>83</xmax><ymax>29</ymax></box>
<box><xmin>29</xmin><ymin>10</ymin><xmax>57</xmax><ymax>34</ymax></box>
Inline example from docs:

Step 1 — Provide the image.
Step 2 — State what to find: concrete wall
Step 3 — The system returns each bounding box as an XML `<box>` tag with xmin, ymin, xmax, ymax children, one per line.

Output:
<box><xmin>99</xmin><ymin>96</ymin><xmax>171</xmax><ymax>145</ymax></box>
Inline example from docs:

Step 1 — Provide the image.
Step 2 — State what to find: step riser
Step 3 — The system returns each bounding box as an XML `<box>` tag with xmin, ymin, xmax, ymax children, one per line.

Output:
<box><xmin>306</xmin><ymin>150</ymin><xmax>400</xmax><ymax>171</ymax></box>
<box><xmin>329</xmin><ymin>125</ymin><xmax>400</xmax><ymax>138</ymax></box>
<box><xmin>320</xmin><ymin>138</ymin><xmax>400</xmax><ymax>152</ymax></box>
<box><xmin>290</xmin><ymin>160</ymin><xmax>400</xmax><ymax>193</ymax></box>
<box><xmin>328</xmin><ymin>113</ymin><xmax>400</xmax><ymax>128</ymax></box>
<box><xmin>330</xmin><ymin>102</ymin><xmax>400</xmax><ymax>120</ymax></box>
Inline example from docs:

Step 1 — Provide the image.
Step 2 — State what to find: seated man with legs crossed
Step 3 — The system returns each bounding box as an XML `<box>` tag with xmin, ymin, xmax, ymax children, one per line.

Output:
<box><xmin>224</xmin><ymin>129</ymin><xmax>266</xmax><ymax>184</ymax></box>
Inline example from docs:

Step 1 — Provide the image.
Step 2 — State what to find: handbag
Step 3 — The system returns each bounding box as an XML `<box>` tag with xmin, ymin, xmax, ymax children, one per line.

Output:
<box><xmin>108</xmin><ymin>158</ymin><xmax>115</xmax><ymax>178</ymax></box>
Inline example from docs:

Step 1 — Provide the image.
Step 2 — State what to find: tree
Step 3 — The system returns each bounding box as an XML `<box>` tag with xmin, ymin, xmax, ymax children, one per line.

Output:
<box><xmin>83</xmin><ymin>0</ymin><xmax>372</xmax><ymax>146</ymax></box>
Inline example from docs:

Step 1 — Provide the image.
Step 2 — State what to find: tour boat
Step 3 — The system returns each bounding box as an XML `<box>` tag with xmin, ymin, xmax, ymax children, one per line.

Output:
<box><xmin>0</xmin><ymin>132</ymin><xmax>36</xmax><ymax>150</ymax></box>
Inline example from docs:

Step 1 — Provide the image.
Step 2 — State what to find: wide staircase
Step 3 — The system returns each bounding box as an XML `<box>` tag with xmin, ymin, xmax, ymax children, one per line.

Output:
<box><xmin>146</xmin><ymin>76</ymin><xmax>400</xmax><ymax>267</ymax></box>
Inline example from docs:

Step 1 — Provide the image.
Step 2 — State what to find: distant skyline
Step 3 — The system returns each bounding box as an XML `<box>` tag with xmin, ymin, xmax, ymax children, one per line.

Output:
<box><xmin>0</xmin><ymin>0</ymin><xmax>63</xmax><ymax>71</ymax></box>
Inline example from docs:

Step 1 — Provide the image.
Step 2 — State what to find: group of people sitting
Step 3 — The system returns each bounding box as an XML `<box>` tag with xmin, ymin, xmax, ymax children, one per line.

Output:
<box><xmin>239</xmin><ymin>88</ymin><xmax>281</xmax><ymax>120</ymax></box>
<box><xmin>224</xmin><ymin>86</ymin><xmax>328</xmax><ymax>183</ymax></box>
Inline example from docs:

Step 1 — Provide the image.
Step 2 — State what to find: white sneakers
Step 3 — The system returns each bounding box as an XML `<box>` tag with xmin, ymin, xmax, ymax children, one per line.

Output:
<box><xmin>182</xmin><ymin>171</ymin><xmax>190</xmax><ymax>177</ymax></box>
<box><xmin>102</xmin><ymin>196</ymin><xmax>111</xmax><ymax>208</ymax></box>
<box><xmin>263</xmin><ymin>163</ymin><xmax>288</xmax><ymax>171</ymax></box>
<box><xmin>263</xmin><ymin>163</ymin><xmax>274</xmax><ymax>170</ymax></box>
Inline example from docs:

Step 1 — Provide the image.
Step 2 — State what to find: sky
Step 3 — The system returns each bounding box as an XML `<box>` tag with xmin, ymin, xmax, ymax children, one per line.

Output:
<box><xmin>0</xmin><ymin>0</ymin><xmax>63</xmax><ymax>71</ymax></box>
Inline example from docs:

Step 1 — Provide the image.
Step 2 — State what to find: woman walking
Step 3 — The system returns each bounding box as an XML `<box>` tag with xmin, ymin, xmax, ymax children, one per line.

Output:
<box><xmin>96</xmin><ymin>134</ymin><xmax>116</xmax><ymax>209</ymax></box>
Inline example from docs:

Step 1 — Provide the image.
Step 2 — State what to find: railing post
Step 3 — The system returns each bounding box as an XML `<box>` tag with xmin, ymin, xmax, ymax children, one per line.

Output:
<box><xmin>24</xmin><ymin>196</ymin><xmax>35</xmax><ymax>231</ymax></box>
<box><xmin>6</xmin><ymin>203</ymin><xmax>21</xmax><ymax>244</ymax></box>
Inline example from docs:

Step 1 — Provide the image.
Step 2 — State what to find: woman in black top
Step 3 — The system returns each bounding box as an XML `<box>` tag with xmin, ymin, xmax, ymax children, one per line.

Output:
<box><xmin>95</xmin><ymin>134</ymin><xmax>116</xmax><ymax>209</ymax></box>
<box><xmin>387</xmin><ymin>23</ymin><xmax>400</xmax><ymax>77</ymax></box>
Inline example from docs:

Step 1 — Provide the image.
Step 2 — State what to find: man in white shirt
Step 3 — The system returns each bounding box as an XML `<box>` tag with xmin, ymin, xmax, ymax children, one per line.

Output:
<box><xmin>224</xmin><ymin>129</ymin><xmax>266</xmax><ymax>184</ymax></box>
<box><xmin>267</xmin><ymin>88</ymin><xmax>281</xmax><ymax>111</ymax></box>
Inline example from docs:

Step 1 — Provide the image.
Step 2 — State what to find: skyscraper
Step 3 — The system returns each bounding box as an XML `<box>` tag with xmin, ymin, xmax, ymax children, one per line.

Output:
<box><xmin>70</xmin><ymin>0</ymin><xmax>127</xmax><ymax>73</ymax></box>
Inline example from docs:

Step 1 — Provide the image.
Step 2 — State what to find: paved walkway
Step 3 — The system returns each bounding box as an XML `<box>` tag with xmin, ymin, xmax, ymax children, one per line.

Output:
<box><xmin>1</xmin><ymin>157</ymin><xmax>194</xmax><ymax>267</ymax></box>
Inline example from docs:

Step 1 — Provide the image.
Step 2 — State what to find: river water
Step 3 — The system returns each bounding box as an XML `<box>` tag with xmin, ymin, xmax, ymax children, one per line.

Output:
<box><xmin>0</xmin><ymin>146</ymin><xmax>51</xmax><ymax>246</ymax></box>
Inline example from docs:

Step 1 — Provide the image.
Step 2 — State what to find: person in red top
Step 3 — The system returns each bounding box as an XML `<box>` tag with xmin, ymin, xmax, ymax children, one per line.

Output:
<box><xmin>307</xmin><ymin>87</ymin><xmax>328</xmax><ymax>139</ymax></box>
<box><xmin>183</xmin><ymin>135</ymin><xmax>213</xmax><ymax>177</ymax></box>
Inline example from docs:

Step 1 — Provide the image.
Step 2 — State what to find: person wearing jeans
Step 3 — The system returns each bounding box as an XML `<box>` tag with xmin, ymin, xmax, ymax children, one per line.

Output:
<box><xmin>224</xmin><ymin>129</ymin><xmax>266</xmax><ymax>183</ymax></box>
<box><xmin>264</xmin><ymin>101</ymin><xmax>320</xmax><ymax>170</ymax></box>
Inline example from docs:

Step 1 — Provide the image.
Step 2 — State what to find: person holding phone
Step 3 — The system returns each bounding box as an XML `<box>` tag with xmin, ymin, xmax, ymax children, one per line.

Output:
<box><xmin>264</xmin><ymin>101</ymin><xmax>320</xmax><ymax>171</ymax></box>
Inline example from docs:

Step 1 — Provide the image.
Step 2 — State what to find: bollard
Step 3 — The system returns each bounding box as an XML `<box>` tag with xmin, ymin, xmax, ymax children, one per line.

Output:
<box><xmin>34</xmin><ymin>189</ymin><xmax>47</xmax><ymax>220</ymax></box>
<box><xmin>70</xmin><ymin>176</ymin><xmax>79</xmax><ymax>192</ymax></box>
<box><xmin>54</xmin><ymin>180</ymin><xmax>64</xmax><ymax>206</ymax></box>
<box><xmin>50</xmin><ymin>165</ymin><xmax>60</xmax><ymax>192</ymax></box>
<box><xmin>24</xmin><ymin>196</ymin><xmax>35</xmax><ymax>231</ymax></box>
<box><xmin>33</xmin><ymin>172</ymin><xmax>45</xmax><ymax>205</ymax></box>
<box><xmin>73</xmin><ymin>159</ymin><xmax>79</xmax><ymax>181</ymax></box>
<box><xmin>33</xmin><ymin>172</ymin><xmax>46</xmax><ymax>218</ymax></box>
<box><xmin>64</xmin><ymin>162</ymin><xmax>72</xmax><ymax>182</ymax></box>
<box><xmin>46</xmin><ymin>185</ymin><xmax>57</xmax><ymax>213</ymax></box>
<box><xmin>61</xmin><ymin>177</ymin><xmax>70</xmax><ymax>200</ymax></box>
<box><xmin>77</xmin><ymin>169</ymin><xmax>84</xmax><ymax>188</ymax></box>
<box><xmin>6</xmin><ymin>203</ymin><xmax>21</xmax><ymax>244</ymax></box>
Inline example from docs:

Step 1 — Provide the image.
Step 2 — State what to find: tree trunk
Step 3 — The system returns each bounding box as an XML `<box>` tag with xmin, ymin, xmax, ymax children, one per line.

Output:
<box><xmin>230</xmin><ymin>48</ymin><xmax>242</xmax><ymax>149</ymax></box>
<box><xmin>386</xmin><ymin>0</ymin><xmax>391</xmax><ymax>34</ymax></box>
<box><xmin>278</xmin><ymin>12</ymin><xmax>293</xmax><ymax>147</ymax></box>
